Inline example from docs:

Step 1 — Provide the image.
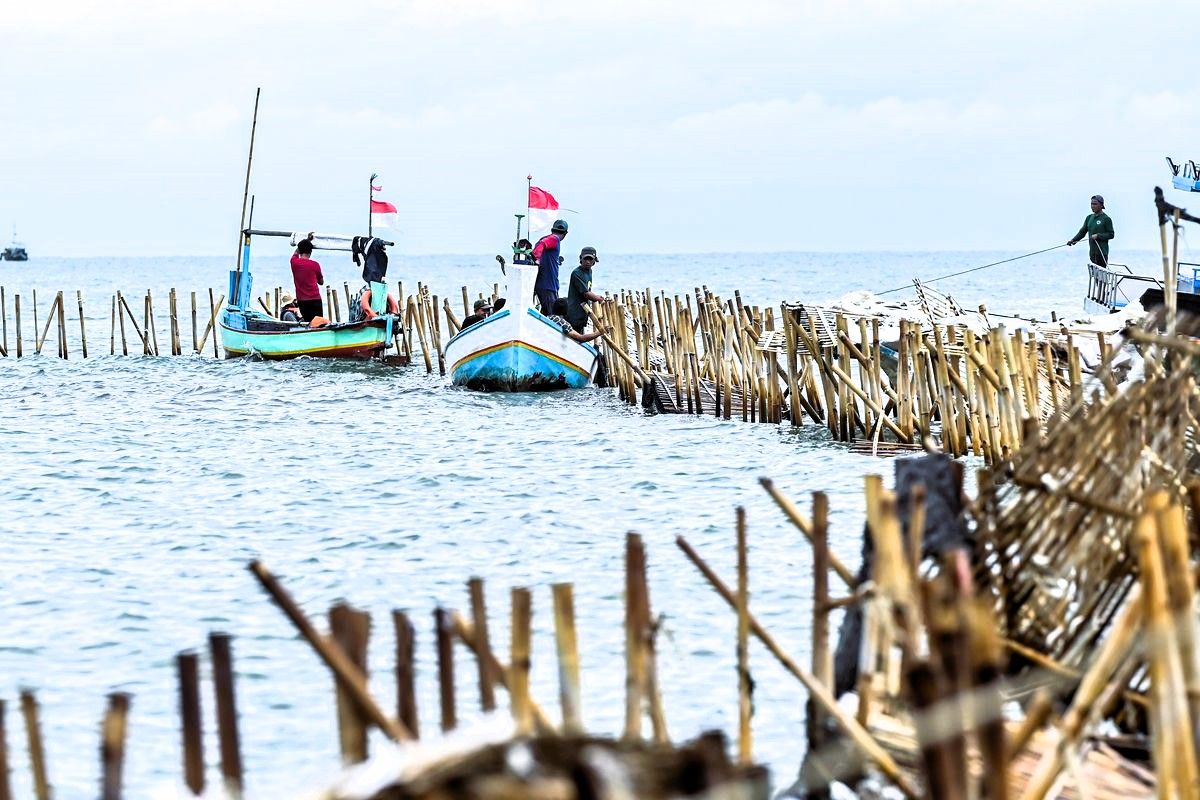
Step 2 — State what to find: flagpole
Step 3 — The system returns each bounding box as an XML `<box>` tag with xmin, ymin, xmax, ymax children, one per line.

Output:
<box><xmin>526</xmin><ymin>174</ymin><xmax>532</xmax><ymax>241</ymax></box>
<box><xmin>368</xmin><ymin>173</ymin><xmax>376</xmax><ymax>237</ymax></box>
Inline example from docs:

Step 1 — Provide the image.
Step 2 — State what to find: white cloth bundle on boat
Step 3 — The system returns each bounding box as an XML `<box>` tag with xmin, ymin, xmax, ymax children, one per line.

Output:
<box><xmin>289</xmin><ymin>232</ymin><xmax>356</xmax><ymax>251</ymax></box>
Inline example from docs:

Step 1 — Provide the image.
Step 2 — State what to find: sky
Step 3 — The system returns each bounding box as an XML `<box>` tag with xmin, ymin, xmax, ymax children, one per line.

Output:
<box><xmin>1</xmin><ymin>0</ymin><xmax>1197</xmax><ymax>256</ymax></box>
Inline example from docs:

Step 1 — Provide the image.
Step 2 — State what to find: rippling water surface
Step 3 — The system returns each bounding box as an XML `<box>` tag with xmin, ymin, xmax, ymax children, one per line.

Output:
<box><xmin>0</xmin><ymin>249</ymin><xmax>1141</xmax><ymax>796</ymax></box>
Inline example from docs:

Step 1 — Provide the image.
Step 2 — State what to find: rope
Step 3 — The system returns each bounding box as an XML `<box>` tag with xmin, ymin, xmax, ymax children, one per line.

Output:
<box><xmin>877</xmin><ymin>243</ymin><xmax>1070</xmax><ymax>296</ymax></box>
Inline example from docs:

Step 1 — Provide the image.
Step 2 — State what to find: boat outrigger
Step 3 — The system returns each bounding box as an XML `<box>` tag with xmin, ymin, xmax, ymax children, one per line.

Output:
<box><xmin>1167</xmin><ymin>157</ymin><xmax>1200</xmax><ymax>193</ymax></box>
<box><xmin>221</xmin><ymin>229</ymin><xmax>402</xmax><ymax>360</ymax></box>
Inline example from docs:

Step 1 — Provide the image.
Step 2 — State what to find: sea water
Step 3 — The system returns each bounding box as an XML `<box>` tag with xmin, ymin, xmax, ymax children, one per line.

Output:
<box><xmin>0</xmin><ymin>249</ymin><xmax>1151</xmax><ymax>796</ymax></box>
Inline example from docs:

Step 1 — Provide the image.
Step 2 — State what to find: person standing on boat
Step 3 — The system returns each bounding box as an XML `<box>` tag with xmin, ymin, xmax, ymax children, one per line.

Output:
<box><xmin>290</xmin><ymin>234</ymin><xmax>325</xmax><ymax>321</ymax></box>
<box><xmin>532</xmin><ymin>219</ymin><xmax>568</xmax><ymax>314</ymax></box>
<box><xmin>566</xmin><ymin>246</ymin><xmax>610</xmax><ymax>334</ymax></box>
<box><xmin>1067</xmin><ymin>195</ymin><xmax>1115</xmax><ymax>267</ymax></box>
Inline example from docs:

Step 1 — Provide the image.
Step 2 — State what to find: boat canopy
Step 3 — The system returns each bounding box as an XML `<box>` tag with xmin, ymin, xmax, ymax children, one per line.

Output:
<box><xmin>1167</xmin><ymin>157</ymin><xmax>1200</xmax><ymax>192</ymax></box>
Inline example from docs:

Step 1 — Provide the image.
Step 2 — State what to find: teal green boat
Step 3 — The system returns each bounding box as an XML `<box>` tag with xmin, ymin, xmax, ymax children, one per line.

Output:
<box><xmin>221</xmin><ymin>229</ymin><xmax>399</xmax><ymax>360</ymax></box>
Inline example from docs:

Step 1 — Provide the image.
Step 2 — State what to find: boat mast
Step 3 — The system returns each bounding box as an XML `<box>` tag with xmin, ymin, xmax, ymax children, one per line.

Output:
<box><xmin>235</xmin><ymin>88</ymin><xmax>261</xmax><ymax>274</ymax></box>
<box><xmin>369</xmin><ymin>173</ymin><xmax>377</xmax><ymax>237</ymax></box>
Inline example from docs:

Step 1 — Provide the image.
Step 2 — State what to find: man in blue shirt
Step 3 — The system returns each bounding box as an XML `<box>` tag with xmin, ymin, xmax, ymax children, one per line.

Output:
<box><xmin>532</xmin><ymin>219</ymin><xmax>568</xmax><ymax>314</ymax></box>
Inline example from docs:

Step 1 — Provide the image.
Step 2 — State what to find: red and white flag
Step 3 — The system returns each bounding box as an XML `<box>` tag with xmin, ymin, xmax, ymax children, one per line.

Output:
<box><xmin>370</xmin><ymin>198</ymin><xmax>398</xmax><ymax>230</ymax></box>
<box><xmin>528</xmin><ymin>185</ymin><xmax>559</xmax><ymax>242</ymax></box>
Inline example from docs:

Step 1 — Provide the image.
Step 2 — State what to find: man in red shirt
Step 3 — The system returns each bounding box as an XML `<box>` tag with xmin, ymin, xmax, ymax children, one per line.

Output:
<box><xmin>290</xmin><ymin>234</ymin><xmax>325</xmax><ymax>321</ymax></box>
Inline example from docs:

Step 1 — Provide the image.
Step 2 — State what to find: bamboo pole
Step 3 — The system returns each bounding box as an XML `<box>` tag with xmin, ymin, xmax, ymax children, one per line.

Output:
<box><xmin>0</xmin><ymin>700</ymin><xmax>9</xmax><ymax>800</ymax></box>
<box><xmin>31</xmin><ymin>290</ymin><xmax>38</xmax><ymax>351</ymax></box>
<box><xmin>449</xmin><ymin>612</ymin><xmax>555</xmax><ymax>733</ymax></box>
<box><xmin>330</xmin><ymin>604</ymin><xmax>372</xmax><ymax>763</ymax></box>
<box><xmin>736</xmin><ymin>506</ymin><xmax>752</xmax><ymax>765</ymax></box>
<box><xmin>674</xmin><ymin>535</ymin><xmax>919</xmax><ymax>799</ymax></box>
<box><xmin>209</xmin><ymin>289</ymin><xmax>219</xmax><ymax>357</ymax></box>
<box><xmin>146</xmin><ymin>291</ymin><xmax>160</xmax><ymax>355</ymax></box>
<box><xmin>0</xmin><ymin>286</ymin><xmax>7</xmax><ymax>357</ymax></box>
<box><xmin>552</xmin><ymin>582</ymin><xmax>583</xmax><ymax>734</ymax></box>
<box><xmin>13</xmin><ymin>295</ymin><xmax>20</xmax><ymax>358</ymax></box>
<box><xmin>35</xmin><ymin>292</ymin><xmax>58</xmax><ymax>355</ymax></box>
<box><xmin>109</xmin><ymin>294</ymin><xmax>116</xmax><ymax>355</ymax></box>
<box><xmin>177</xmin><ymin>652</ymin><xmax>205</xmax><ymax>796</ymax></box>
<box><xmin>100</xmin><ymin>692</ymin><xmax>131</xmax><ymax>800</ymax></box>
<box><xmin>435</xmin><ymin>607</ymin><xmax>457</xmax><ymax>733</ymax></box>
<box><xmin>467</xmin><ymin>578</ymin><xmax>497</xmax><ymax>712</ymax></box>
<box><xmin>191</xmin><ymin>292</ymin><xmax>198</xmax><ymax>353</ymax></box>
<box><xmin>117</xmin><ymin>292</ymin><xmax>128</xmax><ymax>355</ymax></box>
<box><xmin>196</xmin><ymin>292</ymin><xmax>226</xmax><ymax>357</ymax></box>
<box><xmin>625</xmin><ymin>533</ymin><xmax>648</xmax><ymax>740</ymax></box>
<box><xmin>19</xmin><ymin>690</ymin><xmax>50</xmax><ymax>800</ymax></box>
<box><xmin>247</xmin><ymin>561</ymin><xmax>412</xmax><ymax>741</ymax></box>
<box><xmin>208</xmin><ymin>633</ymin><xmax>244</xmax><ymax>798</ymax></box>
<box><xmin>393</xmin><ymin>611</ymin><xmax>420</xmax><ymax>739</ymax></box>
<box><xmin>56</xmin><ymin>290</ymin><xmax>67</xmax><ymax>359</ymax></box>
<box><xmin>77</xmin><ymin>291</ymin><xmax>88</xmax><ymax>358</ymax></box>
<box><xmin>511</xmin><ymin>587</ymin><xmax>534</xmax><ymax>736</ymax></box>
<box><xmin>809</xmin><ymin>492</ymin><xmax>832</xmax><ymax>751</ymax></box>
<box><xmin>168</xmin><ymin>288</ymin><xmax>180</xmax><ymax>356</ymax></box>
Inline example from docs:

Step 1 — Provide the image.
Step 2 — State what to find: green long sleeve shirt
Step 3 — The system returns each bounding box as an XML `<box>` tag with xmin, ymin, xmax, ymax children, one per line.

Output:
<box><xmin>1072</xmin><ymin>212</ymin><xmax>1115</xmax><ymax>261</ymax></box>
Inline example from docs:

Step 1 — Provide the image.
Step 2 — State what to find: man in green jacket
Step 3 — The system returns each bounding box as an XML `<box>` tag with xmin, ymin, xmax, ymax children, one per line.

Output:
<box><xmin>1068</xmin><ymin>194</ymin><xmax>1115</xmax><ymax>267</ymax></box>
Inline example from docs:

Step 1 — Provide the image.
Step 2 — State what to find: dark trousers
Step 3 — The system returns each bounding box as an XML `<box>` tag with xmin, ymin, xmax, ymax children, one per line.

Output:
<box><xmin>1090</xmin><ymin>247</ymin><xmax>1108</xmax><ymax>268</ymax></box>
<box><xmin>298</xmin><ymin>298</ymin><xmax>323</xmax><ymax>321</ymax></box>
<box><xmin>535</xmin><ymin>289</ymin><xmax>558</xmax><ymax>316</ymax></box>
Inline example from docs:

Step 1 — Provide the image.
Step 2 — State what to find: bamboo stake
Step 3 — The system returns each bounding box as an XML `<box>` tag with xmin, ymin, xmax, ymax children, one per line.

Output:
<box><xmin>35</xmin><ymin>292</ymin><xmax>58</xmax><ymax>355</ymax></box>
<box><xmin>449</xmin><ymin>612</ymin><xmax>555</xmax><ymax>733</ymax></box>
<box><xmin>0</xmin><ymin>700</ymin><xmax>9</xmax><ymax>800</ymax></box>
<box><xmin>31</xmin><ymin>290</ymin><xmax>38</xmax><ymax>351</ymax></box>
<box><xmin>117</xmin><ymin>292</ymin><xmax>128</xmax><ymax>355</ymax></box>
<box><xmin>77</xmin><ymin>291</ymin><xmax>88</xmax><ymax>358</ymax></box>
<box><xmin>625</xmin><ymin>533</ymin><xmax>648</xmax><ymax>740</ymax></box>
<box><xmin>330</xmin><ymin>604</ymin><xmax>372</xmax><ymax>763</ymax></box>
<box><xmin>13</xmin><ymin>295</ymin><xmax>21</xmax><ymax>358</ymax></box>
<box><xmin>19</xmin><ymin>691</ymin><xmax>49</xmax><ymax>800</ymax></box>
<box><xmin>168</xmin><ymin>288</ymin><xmax>179</xmax><ymax>355</ymax></box>
<box><xmin>100</xmin><ymin>692</ymin><xmax>131</xmax><ymax>800</ymax></box>
<box><xmin>552</xmin><ymin>583</ymin><xmax>583</xmax><ymax>734</ymax></box>
<box><xmin>807</xmin><ymin>492</ymin><xmax>832</xmax><ymax>780</ymax></box>
<box><xmin>145</xmin><ymin>291</ymin><xmax>159</xmax><ymax>356</ymax></box>
<box><xmin>191</xmin><ymin>292</ymin><xmax>198</xmax><ymax>353</ymax></box>
<box><xmin>511</xmin><ymin>587</ymin><xmax>534</xmax><ymax>736</ymax></box>
<box><xmin>674</xmin><ymin>536</ymin><xmax>919</xmax><ymax>799</ymax></box>
<box><xmin>393</xmin><ymin>611</ymin><xmax>420</xmax><ymax>739</ymax></box>
<box><xmin>177</xmin><ymin>652</ymin><xmax>205</xmax><ymax>796</ymax></box>
<box><xmin>0</xmin><ymin>286</ymin><xmax>7</xmax><ymax>357</ymax></box>
<box><xmin>736</xmin><ymin>506</ymin><xmax>752</xmax><ymax>764</ymax></box>
<box><xmin>208</xmin><ymin>633</ymin><xmax>243</xmax><ymax>798</ymax></box>
<box><xmin>209</xmin><ymin>289</ymin><xmax>219</xmax><ymax>357</ymax></box>
<box><xmin>467</xmin><ymin>578</ymin><xmax>497</xmax><ymax>712</ymax></box>
<box><xmin>435</xmin><ymin>607</ymin><xmax>457</xmax><ymax>733</ymax></box>
<box><xmin>56</xmin><ymin>290</ymin><xmax>67</xmax><ymax>359</ymax></box>
<box><xmin>248</xmin><ymin>561</ymin><xmax>411</xmax><ymax>741</ymax></box>
<box><xmin>196</xmin><ymin>292</ymin><xmax>225</xmax><ymax>357</ymax></box>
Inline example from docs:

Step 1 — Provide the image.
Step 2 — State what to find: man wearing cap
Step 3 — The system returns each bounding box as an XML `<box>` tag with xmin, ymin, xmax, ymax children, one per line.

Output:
<box><xmin>532</xmin><ymin>219</ymin><xmax>568</xmax><ymax>315</ymax></box>
<box><xmin>1067</xmin><ymin>195</ymin><xmax>1115</xmax><ymax>267</ymax></box>
<box><xmin>460</xmin><ymin>298</ymin><xmax>493</xmax><ymax>330</ymax></box>
<box><xmin>566</xmin><ymin>246</ymin><xmax>609</xmax><ymax>334</ymax></box>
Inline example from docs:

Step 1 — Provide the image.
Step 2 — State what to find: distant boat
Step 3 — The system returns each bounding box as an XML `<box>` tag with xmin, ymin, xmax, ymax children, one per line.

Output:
<box><xmin>220</xmin><ymin>229</ymin><xmax>401</xmax><ymax>360</ymax></box>
<box><xmin>1</xmin><ymin>227</ymin><xmax>27</xmax><ymax>261</ymax></box>
<box><xmin>1167</xmin><ymin>157</ymin><xmax>1200</xmax><ymax>193</ymax></box>
<box><xmin>444</xmin><ymin>261</ymin><xmax>599</xmax><ymax>390</ymax></box>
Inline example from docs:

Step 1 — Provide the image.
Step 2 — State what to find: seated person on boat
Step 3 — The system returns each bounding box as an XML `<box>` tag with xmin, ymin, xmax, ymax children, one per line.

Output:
<box><xmin>349</xmin><ymin>284</ymin><xmax>400</xmax><ymax>322</ymax></box>
<box><xmin>279</xmin><ymin>294</ymin><xmax>304</xmax><ymax>323</ymax></box>
<box><xmin>461</xmin><ymin>298</ymin><xmax>492</xmax><ymax>330</ymax></box>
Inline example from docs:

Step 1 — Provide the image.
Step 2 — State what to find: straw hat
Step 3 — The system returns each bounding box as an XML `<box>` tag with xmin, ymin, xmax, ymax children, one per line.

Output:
<box><xmin>280</xmin><ymin>293</ymin><xmax>296</xmax><ymax>306</ymax></box>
